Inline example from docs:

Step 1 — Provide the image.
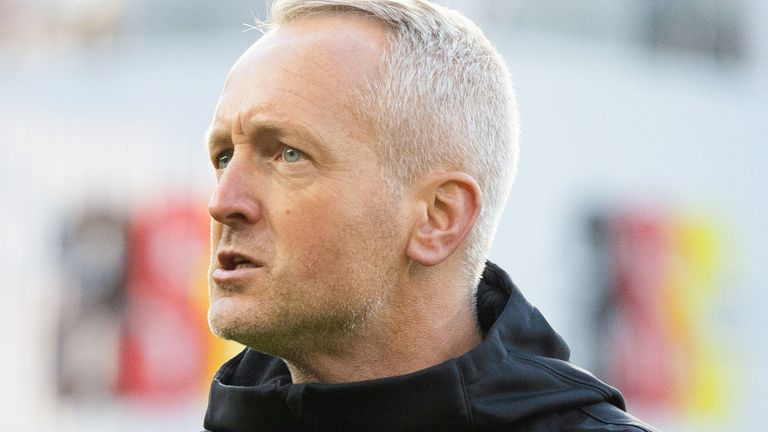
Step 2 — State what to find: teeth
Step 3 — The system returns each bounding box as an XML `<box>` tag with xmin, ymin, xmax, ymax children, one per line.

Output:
<box><xmin>231</xmin><ymin>256</ymin><xmax>255</xmax><ymax>269</ymax></box>
<box><xmin>220</xmin><ymin>253</ymin><xmax>257</xmax><ymax>270</ymax></box>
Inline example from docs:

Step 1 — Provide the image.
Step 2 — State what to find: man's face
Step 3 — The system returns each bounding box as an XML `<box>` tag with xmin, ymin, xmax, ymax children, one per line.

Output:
<box><xmin>206</xmin><ymin>16</ymin><xmax>407</xmax><ymax>355</ymax></box>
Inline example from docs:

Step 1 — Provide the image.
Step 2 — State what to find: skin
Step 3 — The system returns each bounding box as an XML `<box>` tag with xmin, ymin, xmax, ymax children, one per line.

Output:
<box><xmin>207</xmin><ymin>14</ymin><xmax>483</xmax><ymax>384</ymax></box>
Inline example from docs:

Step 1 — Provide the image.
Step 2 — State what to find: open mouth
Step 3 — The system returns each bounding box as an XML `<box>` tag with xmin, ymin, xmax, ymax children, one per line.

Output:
<box><xmin>217</xmin><ymin>251</ymin><xmax>260</xmax><ymax>271</ymax></box>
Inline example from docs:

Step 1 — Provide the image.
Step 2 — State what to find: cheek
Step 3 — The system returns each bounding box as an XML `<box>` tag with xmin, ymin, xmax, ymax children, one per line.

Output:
<box><xmin>271</xmin><ymin>174</ymin><xmax>395</xmax><ymax>269</ymax></box>
<box><xmin>281</xmin><ymin>203</ymin><xmax>340</xmax><ymax>245</ymax></box>
<box><xmin>210</xmin><ymin>221</ymin><xmax>223</xmax><ymax>255</ymax></box>
<box><xmin>276</xmin><ymin>201</ymin><xmax>356</xmax><ymax>264</ymax></box>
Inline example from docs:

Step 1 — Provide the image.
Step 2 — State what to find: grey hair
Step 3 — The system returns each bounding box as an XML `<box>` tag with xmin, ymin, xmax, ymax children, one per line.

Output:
<box><xmin>267</xmin><ymin>0</ymin><xmax>519</xmax><ymax>286</ymax></box>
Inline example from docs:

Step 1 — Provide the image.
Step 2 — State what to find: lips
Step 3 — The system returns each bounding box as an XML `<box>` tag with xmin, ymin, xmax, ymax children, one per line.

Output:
<box><xmin>212</xmin><ymin>250</ymin><xmax>263</xmax><ymax>284</ymax></box>
<box><xmin>217</xmin><ymin>250</ymin><xmax>261</xmax><ymax>270</ymax></box>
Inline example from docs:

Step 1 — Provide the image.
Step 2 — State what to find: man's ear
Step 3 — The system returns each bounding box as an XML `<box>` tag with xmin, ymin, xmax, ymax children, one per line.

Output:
<box><xmin>406</xmin><ymin>172</ymin><xmax>481</xmax><ymax>267</ymax></box>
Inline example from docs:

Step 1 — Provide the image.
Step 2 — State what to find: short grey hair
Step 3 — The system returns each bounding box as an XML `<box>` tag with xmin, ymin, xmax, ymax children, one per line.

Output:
<box><xmin>267</xmin><ymin>0</ymin><xmax>519</xmax><ymax>286</ymax></box>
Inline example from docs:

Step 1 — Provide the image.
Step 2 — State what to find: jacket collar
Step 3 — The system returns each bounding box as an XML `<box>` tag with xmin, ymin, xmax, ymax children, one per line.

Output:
<box><xmin>204</xmin><ymin>262</ymin><xmax>624</xmax><ymax>431</ymax></box>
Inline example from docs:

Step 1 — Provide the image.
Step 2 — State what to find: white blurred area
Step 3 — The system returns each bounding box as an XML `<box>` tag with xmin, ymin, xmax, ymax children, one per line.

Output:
<box><xmin>0</xmin><ymin>0</ymin><xmax>766</xmax><ymax>431</ymax></box>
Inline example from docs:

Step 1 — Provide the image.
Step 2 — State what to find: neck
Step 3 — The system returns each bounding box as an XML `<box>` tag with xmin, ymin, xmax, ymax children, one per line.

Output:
<box><xmin>284</xmin><ymin>272</ymin><xmax>481</xmax><ymax>384</ymax></box>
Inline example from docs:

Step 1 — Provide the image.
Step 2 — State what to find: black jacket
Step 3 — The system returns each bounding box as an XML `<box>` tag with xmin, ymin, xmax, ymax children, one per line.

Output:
<box><xmin>203</xmin><ymin>262</ymin><xmax>657</xmax><ymax>431</ymax></box>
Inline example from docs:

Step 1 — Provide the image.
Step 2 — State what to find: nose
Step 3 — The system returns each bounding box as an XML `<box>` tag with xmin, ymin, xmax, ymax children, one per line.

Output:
<box><xmin>208</xmin><ymin>156</ymin><xmax>261</xmax><ymax>228</ymax></box>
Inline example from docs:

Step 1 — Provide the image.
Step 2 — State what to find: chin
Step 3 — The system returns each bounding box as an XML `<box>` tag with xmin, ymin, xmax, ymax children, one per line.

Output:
<box><xmin>207</xmin><ymin>298</ymin><xmax>282</xmax><ymax>351</ymax></box>
<box><xmin>209</xmin><ymin>299</ymin><xmax>255</xmax><ymax>340</ymax></box>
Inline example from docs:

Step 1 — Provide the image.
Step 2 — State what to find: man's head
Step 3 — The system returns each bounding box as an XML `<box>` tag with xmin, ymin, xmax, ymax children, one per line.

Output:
<box><xmin>206</xmin><ymin>0</ymin><xmax>518</xmax><ymax>362</ymax></box>
<box><xmin>269</xmin><ymin>0</ymin><xmax>520</xmax><ymax>284</ymax></box>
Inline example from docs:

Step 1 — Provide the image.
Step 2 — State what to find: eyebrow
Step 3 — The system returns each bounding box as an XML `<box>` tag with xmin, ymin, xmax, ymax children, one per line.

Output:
<box><xmin>206</xmin><ymin>115</ymin><xmax>323</xmax><ymax>150</ymax></box>
<box><xmin>206</xmin><ymin>127</ymin><xmax>232</xmax><ymax>150</ymax></box>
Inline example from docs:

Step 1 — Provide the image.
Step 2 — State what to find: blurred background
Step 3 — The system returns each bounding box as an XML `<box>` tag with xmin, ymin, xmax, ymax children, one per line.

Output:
<box><xmin>0</xmin><ymin>0</ymin><xmax>765</xmax><ymax>430</ymax></box>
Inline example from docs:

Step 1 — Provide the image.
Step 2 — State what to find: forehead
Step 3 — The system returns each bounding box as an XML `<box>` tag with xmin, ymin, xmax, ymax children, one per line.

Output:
<box><xmin>211</xmin><ymin>15</ymin><xmax>387</xmax><ymax>137</ymax></box>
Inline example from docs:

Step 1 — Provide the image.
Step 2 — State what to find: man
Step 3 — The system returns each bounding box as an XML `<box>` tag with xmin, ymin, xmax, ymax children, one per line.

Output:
<box><xmin>203</xmin><ymin>1</ymin><xmax>657</xmax><ymax>431</ymax></box>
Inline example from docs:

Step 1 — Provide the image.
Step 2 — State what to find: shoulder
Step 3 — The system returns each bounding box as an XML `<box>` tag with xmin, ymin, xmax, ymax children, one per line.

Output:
<box><xmin>528</xmin><ymin>402</ymin><xmax>659</xmax><ymax>432</ymax></box>
<box><xmin>573</xmin><ymin>403</ymin><xmax>658</xmax><ymax>431</ymax></box>
<box><xmin>503</xmin><ymin>402</ymin><xmax>659</xmax><ymax>432</ymax></box>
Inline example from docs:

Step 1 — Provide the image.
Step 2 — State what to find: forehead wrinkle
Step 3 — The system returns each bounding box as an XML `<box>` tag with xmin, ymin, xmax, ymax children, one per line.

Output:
<box><xmin>277</xmin><ymin>63</ymin><xmax>338</xmax><ymax>102</ymax></box>
<box><xmin>223</xmin><ymin>110</ymin><xmax>246</xmax><ymax>140</ymax></box>
<box><xmin>265</xmin><ymin>83</ymin><xmax>330</xmax><ymax>112</ymax></box>
<box><xmin>240</xmin><ymin>108</ymin><xmax>326</xmax><ymax>149</ymax></box>
<box><xmin>265</xmin><ymin>49</ymin><xmax>362</xmax><ymax>113</ymax></box>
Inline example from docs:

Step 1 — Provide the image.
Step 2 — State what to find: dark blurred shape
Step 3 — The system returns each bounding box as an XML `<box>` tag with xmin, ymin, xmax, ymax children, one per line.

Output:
<box><xmin>117</xmin><ymin>199</ymin><xmax>210</xmax><ymax>401</ymax></box>
<box><xmin>586</xmin><ymin>206</ymin><xmax>730</xmax><ymax>419</ymax></box>
<box><xmin>485</xmin><ymin>0</ymin><xmax>746</xmax><ymax>64</ymax></box>
<box><xmin>55</xmin><ymin>196</ymin><xmax>238</xmax><ymax>406</ymax></box>
<box><xmin>647</xmin><ymin>0</ymin><xmax>746</xmax><ymax>61</ymax></box>
<box><xmin>58</xmin><ymin>209</ymin><xmax>128</xmax><ymax>397</ymax></box>
<box><xmin>591</xmin><ymin>210</ymin><xmax>674</xmax><ymax>403</ymax></box>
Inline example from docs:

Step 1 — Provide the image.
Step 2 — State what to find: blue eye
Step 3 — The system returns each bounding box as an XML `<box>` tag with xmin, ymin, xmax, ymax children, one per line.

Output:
<box><xmin>216</xmin><ymin>150</ymin><xmax>233</xmax><ymax>170</ymax></box>
<box><xmin>282</xmin><ymin>146</ymin><xmax>303</xmax><ymax>162</ymax></box>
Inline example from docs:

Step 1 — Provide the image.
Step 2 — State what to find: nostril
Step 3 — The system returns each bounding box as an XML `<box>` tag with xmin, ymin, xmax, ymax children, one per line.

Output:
<box><xmin>224</xmin><ymin>212</ymin><xmax>254</xmax><ymax>227</ymax></box>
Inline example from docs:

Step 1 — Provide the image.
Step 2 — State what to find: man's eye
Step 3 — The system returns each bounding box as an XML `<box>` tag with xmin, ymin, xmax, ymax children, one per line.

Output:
<box><xmin>216</xmin><ymin>150</ymin><xmax>233</xmax><ymax>170</ymax></box>
<box><xmin>281</xmin><ymin>146</ymin><xmax>304</xmax><ymax>163</ymax></box>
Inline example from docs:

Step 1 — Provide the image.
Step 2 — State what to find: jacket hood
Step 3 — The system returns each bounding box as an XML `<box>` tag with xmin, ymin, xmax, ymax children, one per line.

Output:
<box><xmin>204</xmin><ymin>262</ymin><xmax>627</xmax><ymax>432</ymax></box>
